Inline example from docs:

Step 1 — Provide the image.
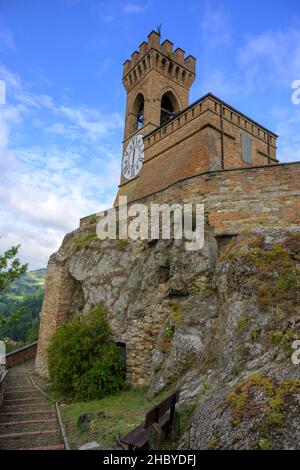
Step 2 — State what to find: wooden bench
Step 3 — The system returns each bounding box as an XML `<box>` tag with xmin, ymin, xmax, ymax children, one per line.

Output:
<box><xmin>119</xmin><ymin>390</ymin><xmax>180</xmax><ymax>450</ymax></box>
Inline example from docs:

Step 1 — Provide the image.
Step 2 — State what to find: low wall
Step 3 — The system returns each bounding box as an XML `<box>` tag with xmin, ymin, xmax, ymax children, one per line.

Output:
<box><xmin>5</xmin><ymin>342</ymin><xmax>38</xmax><ymax>368</ymax></box>
<box><xmin>82</xmin><ymin>161</ymin><xmax>300</xmax><ymax>236</ymax></box>
<box><xmin>0</xmin><ymin>366</ymin><xmax>8</xmax><ymax>408</ymax></box>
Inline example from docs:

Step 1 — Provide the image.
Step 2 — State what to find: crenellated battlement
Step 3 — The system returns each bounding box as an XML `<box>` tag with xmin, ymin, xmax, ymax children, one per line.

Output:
<box><xmin>122</xmin><ymin>31</ymin><xmax>196</xmax><ymax>92</ymax></box>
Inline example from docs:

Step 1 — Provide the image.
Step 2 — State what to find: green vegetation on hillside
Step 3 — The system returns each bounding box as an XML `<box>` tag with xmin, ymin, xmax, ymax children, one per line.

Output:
<box><xmin>0</xmin><ymin>265</ymin><xmax>45</xmax><ymax>351</ymax></box>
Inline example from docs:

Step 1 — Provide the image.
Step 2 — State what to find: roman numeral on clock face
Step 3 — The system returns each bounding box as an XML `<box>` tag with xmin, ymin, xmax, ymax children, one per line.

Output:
<box><xmin>122</xmin><ymin>134</ymin><xmax>144</xmax><ymax>180</ymax></box>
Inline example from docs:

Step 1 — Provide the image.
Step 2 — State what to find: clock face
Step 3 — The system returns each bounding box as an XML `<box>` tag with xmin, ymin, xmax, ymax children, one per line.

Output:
<box><xmin>122</xmin><ymin>134</ymin><xmax>144</xmax><ymax>180</ymax></box>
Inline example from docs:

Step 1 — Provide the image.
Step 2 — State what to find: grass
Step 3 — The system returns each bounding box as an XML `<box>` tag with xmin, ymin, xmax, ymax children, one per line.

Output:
<box><xmin>74</xmin><ymin>231</ymin><xmax>97</xmax><ymax>250</ymax></box>
<box><xmin>59</xmin><ymin>388</ymin><xmax>163</xmax><ymax>449</ymax></box>
<box><xmin>59</xmin><ymin>387</ymin><xmax>196</xmax><ymax>450</ymax></box>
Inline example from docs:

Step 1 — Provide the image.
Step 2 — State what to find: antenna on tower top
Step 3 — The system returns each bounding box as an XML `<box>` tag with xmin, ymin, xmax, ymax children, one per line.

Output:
<box><xmin>157</xmin><ymin>24</ymin><xmax>162</xmax><ymax>36</ymax></box>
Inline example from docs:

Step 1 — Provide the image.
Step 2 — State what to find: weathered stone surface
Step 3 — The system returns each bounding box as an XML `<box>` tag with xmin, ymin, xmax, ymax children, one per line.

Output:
<box><xmin>36</xmin><ymin>225</ymin><xmax>300</xmax><ymax>448</ymax></box>
<box><xmin>179</xmin><ymin>364</ymin><xmax>300</xmax><ymax>450</ymax></box>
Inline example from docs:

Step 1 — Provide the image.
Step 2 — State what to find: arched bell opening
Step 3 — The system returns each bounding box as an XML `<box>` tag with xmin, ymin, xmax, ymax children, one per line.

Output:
<box><xmin>160</xmin><ymin>91</ymin><xmax>179</xmax><ymax>126</ymax></box>
<box><xmin>129</xmin><ymin>93</ymin><xmax>145</xmax><ymax>133</ymax></box>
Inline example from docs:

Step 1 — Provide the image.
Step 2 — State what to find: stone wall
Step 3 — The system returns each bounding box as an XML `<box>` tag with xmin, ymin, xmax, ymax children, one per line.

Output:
<box><xmin>5</xmin><ymin>342</ymin><xmax>38</xmax><ymax>368</ymax></box>
<box><xmin>143</xmin><ymin>161</ymin><xmax>300</xmax><ymax>235</ymax></box>
<box><xmin>36</xmin><ymin>249</ymin><xmax>83</xmax><ymax>375</ymax></box>
<box><xmin>94</xmin><ymin>161</ymin><xmax>300</xmax><ymax>235</ymax></box>
<box><xmin>0</xmin><ymin>366</ymin><xmax>7</xmax><ymax>409</ymax></box>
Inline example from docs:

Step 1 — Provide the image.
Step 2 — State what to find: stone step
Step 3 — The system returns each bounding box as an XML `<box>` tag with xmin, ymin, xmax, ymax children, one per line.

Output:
<box><xmin>4</xmin><ymin>390</ymin><xmax>41</xmax><ymax>400</ymax></box>
<box><xmin>6</xmin><ymin>374</ymin><xmax>29</xmax><ymax>379</ymax></box>
<box><xmin>6</xmin><ymin>386</ymin><xmax>35</xmax><ymax>392</ymax></box>
<box><xmin>22</xmin><ymin>443</ymin><xmax>65</xmax><ymax>450</ymax></box>
<box><xmin>0</xmin><ymin>410</ymin><xmax>56</xmax><ymax>422</ymax></box>
<box><xmin>6</xmin><ymin>380</ymin><xmax>32</xmax><ymax>387</ymax></box>
<box><xmin>0</xmin><ymin>429</ymin><xmax>63</xmax><ymax>450</ymax></box>
<box><xmin>1</xmin><ymin>402</ymin><xmax>51</xmax><ymax>413</ymax></box>
<box><xmin>0</xmin><ymin>418</ymin><xmax>59</xmax><ymax>435</ymax></box>
<box><xmin>3</xmin><ymin>397</ymin><xmax>48</xmax><ymax>405</ymax></box>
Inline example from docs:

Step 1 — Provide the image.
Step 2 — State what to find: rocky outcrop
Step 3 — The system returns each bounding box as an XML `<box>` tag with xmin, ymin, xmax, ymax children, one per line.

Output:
<box><xmin>36</xmin><ymin>225</ymin><xmax>300</xmax><ymax>449</ymax></box>
<box><xmin>180</xmin><ymin>363</ymin><xmax>300</xmax><ymax>450</ymax></box>
<box><xmin>178</xmin><ymin>227</ymin><xmax>300</xmax><ymax>449</ymax></box>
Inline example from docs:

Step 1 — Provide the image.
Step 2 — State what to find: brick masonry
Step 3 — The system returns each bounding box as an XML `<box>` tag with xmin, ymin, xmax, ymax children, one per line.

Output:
<box><xmin>116</xmin><ymin>95</ymin><xmax>278</xmax><ymax>204</ymax></box>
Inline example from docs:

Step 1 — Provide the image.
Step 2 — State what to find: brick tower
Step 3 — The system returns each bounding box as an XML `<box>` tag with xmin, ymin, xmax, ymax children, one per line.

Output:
<box><xmin>115</xmin><ymin>32</ymin><xmax>277</xmax><ymax>205</ymax></box>
<box><xmin>123</xmin><ymin>31</ymin><xmax>196</xmax><ymax>142</ymax></box>
<box><xmin>115</xmin><ymin>31</ymin><xmax>196</xmax><ymax>203</ymax></box>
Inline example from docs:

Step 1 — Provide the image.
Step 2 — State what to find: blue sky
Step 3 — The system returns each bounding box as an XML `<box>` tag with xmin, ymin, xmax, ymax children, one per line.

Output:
<box><xmin>0</xmin><ymin>0</ymin><xmax>300</xmax><ymax>269</ymax></box>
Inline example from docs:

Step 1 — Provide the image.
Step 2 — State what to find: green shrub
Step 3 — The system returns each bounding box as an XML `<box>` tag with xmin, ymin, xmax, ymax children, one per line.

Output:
<box><xmin>47</xmin><ymin>306</ymin><xmax>126</xmax><ymax>401</ymax></box>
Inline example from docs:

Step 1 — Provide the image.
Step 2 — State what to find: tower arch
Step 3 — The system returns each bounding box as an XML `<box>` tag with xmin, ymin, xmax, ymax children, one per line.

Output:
<box><xmin>127</xmin><ymin>92</ymin><xmax>145</xmax><ymax>134</ymax></box>
<box><xmin>160</xmin><ymin>90</ymin><xmax>180</xmax><ymax>125</ymax></box>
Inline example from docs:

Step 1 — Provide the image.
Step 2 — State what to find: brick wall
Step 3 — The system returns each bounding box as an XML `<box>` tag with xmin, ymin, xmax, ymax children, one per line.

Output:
<box><xmin>138</xmin><ymin>161</ymin><xmax>300</xmax><ymax>235</ymax></box>
<box><xmin>100</xmin><ymin>162</ymin><xmax>300</xmax><ymax>235</ymax></box>
<box><xmin>5</xmin><ymin>342</ymin><xmax>38</xmax><ymax>368</ymax></box>
<box><xmin>36</xmin><ymin>256</ymin><xmax>79</xmax><ymax>376</ymax></box>
<box><xmin>116</xmin><ymin>94</ymin><xmax>278</xmax><ymax>204</ymax></box>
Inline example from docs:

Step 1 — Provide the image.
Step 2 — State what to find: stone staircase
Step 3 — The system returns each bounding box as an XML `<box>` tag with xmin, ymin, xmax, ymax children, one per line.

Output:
<box><xmin>0</xmin><ymin>363</ymin><xmax>64</xmax><ymax>450</ymax></box>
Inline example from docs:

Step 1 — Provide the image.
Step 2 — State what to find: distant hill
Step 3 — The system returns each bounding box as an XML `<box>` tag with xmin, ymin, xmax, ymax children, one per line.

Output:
<box><xmin>6</xmin><ymin>268</ymin><xmax>46</xmax><ymax>299</ymax></box>
<box><xmin>0</xmin><ymin>268</ymin><xmax>46</xmax><ymax>351</ymax></box>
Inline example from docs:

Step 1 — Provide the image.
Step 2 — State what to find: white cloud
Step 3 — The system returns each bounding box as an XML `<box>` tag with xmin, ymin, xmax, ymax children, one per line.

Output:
<box><xmin>123</xmin><ymin>2</ymin><xmax>150</xmax><ymax>13</ymax></box>
<box><xmin>0</xmin><ymin>63</ymin><xmax>123</xmax><ymax>269</ymax></box>
<box><xmin>200</xmin><ymin>2</ymin><xmax>231</xmax><ymax>46</ymax></box>
<box><xmin>238</xmin><ymin>29</ymin><xmax>300</xmax><ymax>89</ymax></box>
<box><xmin>0</xmin><ymin>142</ymin><xmax>120</xmax><ymax>268</ymax></box>
<box><xmin>196</xmin><ymin>68</ymin><xmax>242</xmax><ymax>101</ymax></box>
<box><xmin>0</xmin><ymin>27</ymin><xmax>16</xmax><ymax>53</ymax></box>
<box><xmin>272</xmin><ymin>105</ymin><xmax>300</xmax><ymax>163</ymax></box>
<box><xmin>55</xmin><ymin>105</ymin><xmax>123</xmax><ymax>140</ymax></box>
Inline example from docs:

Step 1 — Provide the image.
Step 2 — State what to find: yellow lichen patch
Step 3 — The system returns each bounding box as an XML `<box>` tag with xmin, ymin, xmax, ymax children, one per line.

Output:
<box><xmin>226</xmin><ymin>373</ymin><xmax>300</xmax><ymax>427</ymax></box>
<box><xmin>205</xmin><ymin>434</ymin><xmax>218</xmax><ymax>449</ymax></box>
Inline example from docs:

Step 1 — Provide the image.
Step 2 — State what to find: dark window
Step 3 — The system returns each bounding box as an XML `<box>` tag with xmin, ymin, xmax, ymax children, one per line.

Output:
<box><xmin>160</xmin><ymin>94</ymin><xmax>176</xmax><ymax>126</ymax></box>
<box><xmin>116</xmin><ymin>342</ymin><xmax>126</xmax><ymax>377</ymax></box>
<box><xmin>241</xmin><ymin>132</ymin><xmax>252</xmax><ymax>164</ymax></box>
<box><xmin>137</xmin><ymin>101</ymin><xmax>144</xmax><ymax>129</ymax></box>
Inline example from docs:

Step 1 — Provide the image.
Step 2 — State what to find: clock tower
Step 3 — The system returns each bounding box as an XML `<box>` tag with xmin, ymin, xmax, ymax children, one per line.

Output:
<box><xmin>115</xmin><ymin>31</ymin><xmax>277</xmax><ymax>206</ymax></box>
<box><xmin>115</xmin><ymin>31</ymin><xmax>196</xmax><ymax>204</ymax></box>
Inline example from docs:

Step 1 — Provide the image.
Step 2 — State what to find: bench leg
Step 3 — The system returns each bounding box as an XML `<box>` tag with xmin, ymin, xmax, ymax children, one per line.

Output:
<box><xmin>149</xmin><ymin>423</ymin><xmax>164</xmax><ymax>450</ymax></box>
<box><xmin>170</xmin><ymin>410</ymin><xmax>180</xmax><ymax>441</ymax></box>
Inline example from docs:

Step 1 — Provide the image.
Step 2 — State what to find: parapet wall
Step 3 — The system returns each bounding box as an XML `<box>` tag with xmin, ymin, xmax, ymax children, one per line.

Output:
<box><xmin>146</xmin><ymin>161</ymin><xmax>300</xmax><ymax>235</ymax></box>
<box><xmin>5</xmin><ymin>342</ymin><xmax>38</xmax><ymax>368</ymax></box>
<box><xmin>85</xmin><ymin>161</ymin><xmax>300</xmax><ymax>235</ymax></box>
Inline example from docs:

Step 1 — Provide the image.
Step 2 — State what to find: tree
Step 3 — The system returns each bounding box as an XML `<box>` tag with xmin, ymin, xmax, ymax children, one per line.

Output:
<box><xmin>0</xmin><ymin>245</ymin><xmax>28</xmax><ymax>327</ymax></box>
<box><xmin>0</xmin><ymin>245</ymin><xmax>28</xmax><ymax>292</ymax></box>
